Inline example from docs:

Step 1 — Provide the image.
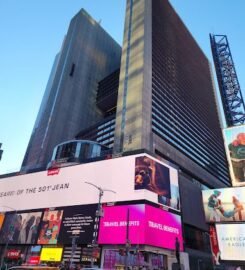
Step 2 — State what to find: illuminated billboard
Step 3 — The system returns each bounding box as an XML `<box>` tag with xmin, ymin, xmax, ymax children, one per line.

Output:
<box><xmin>0</xmin><ymin>154</ymin><xmax>179</xmax><ymax>212</ymax></box>
<box><xmin>202</xmin><ymin>187</ymin><xmax>245</xmax><ymax>223</ymax></box>
<box><xmin>59</xmin><ymin>204</ymin><xmax>96</xmax><ymax>244</ymax></box>
<box><xmin>98</xmin><ymin>204</ymin><xmax>183</xmax><ymax>251</ymax></box>
<box><xmin>40</xmin><ymin>247</ymin><xmax>63</xmax><ymax>262</ymax></box>
<box><xmin>0</xmin><ymin>211</ymin><xmax>42</xmax><ymax>244</ymax></box>
<box><xmin>0</xmin><ymin>213</ymin><xmax>5</xmax><ymax>230</ymax></box>
<box><xmin>134</xmin><ymin>156</ymin><xmax>180</xmax><ymax>211</ymax></box>
<box><xmin>223</xmin><ymin>125</ymin><xmax>245</xmax><ymax>186</ymax></box>
<box><xmin>216</xmin><ymin>223</ymin><xmax>245</xmax><ymax>261</ymax></box>
<box><xmin>37</xmin><ymin>210</ymin><xmax>63</xmax><ymax>244</ymax></box>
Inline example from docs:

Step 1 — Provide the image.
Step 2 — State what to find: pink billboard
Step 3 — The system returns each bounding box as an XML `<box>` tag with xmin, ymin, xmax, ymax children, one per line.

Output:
<box><xmin>98</xmin><ymin>204</ymin><xmax>183</xmax><ymax>251</ymax></box>
<box><xmin>145</xmin><ymin>205</ymin><xmax>183</xmax><ymax>251</ymax></box>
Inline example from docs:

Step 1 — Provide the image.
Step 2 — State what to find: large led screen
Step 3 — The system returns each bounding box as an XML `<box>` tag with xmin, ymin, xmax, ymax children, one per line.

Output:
<box><xmin>145</xmin><ymin>205</ymin><xmax>183</xmax><ymax>251</ymax></box>
<box><xmin>223</xmin><ymin>126</ymin><xmax>245</xmax><ymax>186</ymax></box>
<box><xmin>0</xmin><ymin>154</ymin><xmax>179</xmax><ymax>213</ymax></box>
<box><xmin>98</xmin><ymin>204</ymin><xmax>183</xmax><ymax>251</ymax></box>
<box><xmin>202</xmin><ymin>187</ymin><xmax>245</xmax><ymax>223</ymax></box>
<box><xmin>0</xmin><ymin>211</ymin><xmax>42</xmax><ymax>244</ymax></box>
<box><xmin>40</xmin><ymin>247</ymin><xmax>63</xmax><ymax>262</ymax></box>
<box><xmin>0</xmin><ymin>213</ymin><xmax>5</xmax><ymax>230</ymax></box>
<box><xmin>37</xmin><ymin>210</ymin><xmax>63</xmax><ymax>244</ymax></box>
<box><xmin>216</xmin><ymin>223</ymin><xmax>245</xmax><ymax>261</ymax></box>
<box><xmin>134</xmin><ymin>156</ymin><xmax>180</xmax><ymax>211</ymax></box>
<box><xmin>59</xmin><ymin>204</ymin><xmax>96</xmax><ymax>244</ymax></box>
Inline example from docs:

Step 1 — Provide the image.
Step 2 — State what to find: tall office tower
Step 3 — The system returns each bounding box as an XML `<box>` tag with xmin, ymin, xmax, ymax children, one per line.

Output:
<box><xmin>114</xmin><ymin>0</ymin><xmax>229</xmax><ymax>186</ymax></box>
<box><xmin>21</xmin><ymin>9</ymin><xmax>121</xmax><ymax>172</ymax></box>
<box><xmin>113</xmin><ymin>0</ymin><xmax>230</xmax><ymax>267</ymax></box>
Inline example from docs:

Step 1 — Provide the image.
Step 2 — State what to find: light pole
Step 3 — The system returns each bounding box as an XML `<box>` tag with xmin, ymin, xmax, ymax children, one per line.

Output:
<box><xmin>0</xmin><ymin>205</ymin><xmax>17</xmax><ymax>270</ymax></box>
<box><xmin>84</xmin><ymin>181</ymin><xmax>116</xmax><ymax>268</ymax></box>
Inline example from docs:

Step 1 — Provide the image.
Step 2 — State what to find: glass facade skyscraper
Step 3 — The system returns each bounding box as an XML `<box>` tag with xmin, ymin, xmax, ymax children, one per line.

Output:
<box><xmin>21</xmin><ymin>9</ymin><xmax>121</xmax><ymax>172</ymax></box>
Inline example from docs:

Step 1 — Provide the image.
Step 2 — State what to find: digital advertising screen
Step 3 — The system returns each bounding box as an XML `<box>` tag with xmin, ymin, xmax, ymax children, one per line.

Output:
<box><xmin>26</xmin><ymin>246</ymin><xmax>41</xmax><ymax>265</ymax></box>
<box><xmin>0</xmin><ymin>153</ymin><xmax>179</xmax><ymax>213</ymax></box>
<box><xmin>98</xmin><ymin>204</ymin><xmax>183</xmax><ymax>251</ymax></box>
<box><xmin>202</xmin><ymin>187</ymin><xmax>245</xmax><ymax>223</ymax></box>
<box><xmin>0</xmin><ymin>211</ymin><xmax>42</xmax><ymax>244</ymax></box>
<box><xmin>37</xmin><ymin>210</ymin><xmax>63</xmax><ymax>244</ymax></box>
<box><xmin>98</xmin><ymin>204</ymin><xmax>145</xmax><ymax>244</ymax></box>
<box><xmin>145</xmin><ymin>205</ymin><xmax>183</xmax><ymax>251</ymax></box>
<box><xmin>0</xmin><ymin>213</ymin><xmax>5</xmax><ymax>230</ymax></box>
<box><xmin>216</xmin><ymin>223</ymin><xmax>245</xmax><ymax>261</ymax></box>
<box><xmin>223</xmin><ymin>125</ymin><xmax>245</xmax><ymax>186</ymax></box>
<box><xmin>40</xmin><ymin>247</ymin><xmax>63</xmax><ymax>262</ymax></box>
<box><xmin>59</xmin><ymin>204</ymin><xmax>96</xmax><ymax>244</ymax></box>
<box><xmin>134</xmin><ymin>156</ymin><xmax>180</xmax><ymax>211</ymax></box>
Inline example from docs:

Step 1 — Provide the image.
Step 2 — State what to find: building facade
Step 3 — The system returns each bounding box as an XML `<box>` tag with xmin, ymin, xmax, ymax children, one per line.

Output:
<box><xmin>15</xmin><ymin>1</ymin><xmax>233</xmax><ymax>269</ymax></box>
<box><xmin>21</xmin><ymin>9</ymin><xmax>121</xmax><ymax>173</ymax></box>
<box><xmin>112</xmin><ymin>0</ymin><xmax>231</xmax><ymax>268</ymax></box>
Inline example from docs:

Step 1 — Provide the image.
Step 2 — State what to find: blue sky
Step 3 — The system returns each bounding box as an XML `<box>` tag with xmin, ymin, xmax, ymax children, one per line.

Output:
<box><xmin>0</xmin><ymin>0</ymin><xmax>244</xmax><ymax>174</ymax></box>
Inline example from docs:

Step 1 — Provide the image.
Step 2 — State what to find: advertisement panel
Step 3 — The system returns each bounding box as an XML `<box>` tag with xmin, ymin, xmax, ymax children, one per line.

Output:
<box><xmin>0</xmin><ymin>211</ymin><xmax>42</xmax><ymax>244</ymax></box>
<box><xmin>0</xmin><ymin>213</ymin><xmax>5</xmax><ymax>230</ymax></box>
<box><xmin>223</xmin><ymin>125</ymin><xmax>245</xmax><ymax>186</ymax></box>
<box><xmin>59</xmin><ymin>204</ymin><xmax>96</xmax><ymax>244</ymax></box>
<box><xmin>135</xmin><ymin>156</ymin><xmax>179</xmax><ymax>211</ymax></box>
<box><xmin>26</xmin><ymin>246</ymin><xmax>41</xmax><ymax>265</ymax></box>
<box><xmin>98</xmin><ymin>204</ymin><xmax>183</xmax><ymax>251</ymax></box>
<box><xmin>98</xmin><ymin>204</ymin><xmax>145</xmax><ymax>244</ymax></box>
<box><xmin>202</xmin><ymin>187</ymin><xmax>245</xmax><ymax>223</ymax></box>
<box><xmin>40</xmin><ymin>247</ymin><xmax>63</xmax><ymax>262</ymax></box>
<box><xmin>209</xmin><ymin>225</ymin><xmax>220</xmax><ymax>265</ymax></box>
<box><xmin>37</xmin><ymin>210</ymin><xmax>63</xmax><ymax>244</ymax></box>
<box><xmin>0</xmin><ymin>154</ymin><xmax>179</xmax><ymax>212</ymax></box>
<box><xmin>216</xmin><ymin>223</ymin><xmax>245</xmax><ymax>261</ymax></box>
<box><xmin>145</xmin><ymin>205</ymin><xmax>183</xmax><ymax>251</ymax></box>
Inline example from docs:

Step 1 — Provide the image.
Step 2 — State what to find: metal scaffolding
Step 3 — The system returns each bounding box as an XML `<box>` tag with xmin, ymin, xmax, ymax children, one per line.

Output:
<box><xmin>210</xmin><ymin>34</ymin><xmax>245</xmax><ymax>127</ymax></box>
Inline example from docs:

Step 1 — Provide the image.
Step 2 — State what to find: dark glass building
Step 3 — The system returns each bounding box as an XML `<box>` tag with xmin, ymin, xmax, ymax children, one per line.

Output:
<box><xmin>21</xmin><ymin>9</ymin><xmax>121</xmax><ymax>173</ymax></box>
<box><xmin>112</xmin><ymin>0</ymin><xmax>230</xmax><ymax>268</ymax></box>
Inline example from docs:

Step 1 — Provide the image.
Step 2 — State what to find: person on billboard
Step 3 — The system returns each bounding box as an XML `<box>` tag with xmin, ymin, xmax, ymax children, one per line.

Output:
<box><xmin>232</xmin><ymin>195</ymin><xmax>244</xmax><ymax>221</ymax></box>
<box><xmin>208</xmin><ymin>190</ymin><xmax>244</xmax><ymax>221</ymax></box>
<box><xmin>228</xmin><ymin>132</ymin><xmax>245</xmax><ymax>183</ymax></box>
<box><xmin>18</xmin><ymin>215</ymin><xmax>35</xmax><ymax>243</ymax></box>
<box><xmin>207</xmin><ymin>190</ymin><xmax>222</xmax><ymax>222</ymax></box>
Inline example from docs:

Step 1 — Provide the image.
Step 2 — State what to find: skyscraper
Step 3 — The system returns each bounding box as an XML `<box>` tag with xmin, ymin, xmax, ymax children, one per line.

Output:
<box><xmin>112</xmin><ymin>0</ymin><xmax>230</xmax><ymax>267</ymax></box>
<box><xmin>114</xmin><ymin>0</ymin><xmax>229</xmax><ymax>186</ymax></box>
<box><xmin>21</xmin><ymin>9</ymin><xmax>121</xmax><ymax>172</ymax></box>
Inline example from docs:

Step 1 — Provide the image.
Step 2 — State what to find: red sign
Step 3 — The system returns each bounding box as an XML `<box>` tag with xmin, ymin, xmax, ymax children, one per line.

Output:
<box><xmin>47</xmin><ymin>168</ymin><xmax>60</xmax><ymax>176</ymax></box>
<box><xmin>209</xmin><ymin>225</ymin><xmax>220</xmax><ymax>265</ymax></box>
<box><xmin>6</xmin><ymin>250</ymin><xmax>21</xmax><ymax>259</ymax></box>
<box><xmin>28</xmin><ymin>256</ymin><xmax>40</xmax><ymax>265</ymax></box>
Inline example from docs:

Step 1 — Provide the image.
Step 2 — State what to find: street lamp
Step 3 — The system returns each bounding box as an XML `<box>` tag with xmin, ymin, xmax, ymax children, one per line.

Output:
<box><xmin>84</xmin><ymin>181</ymin><xmax>116</xmax><ymax>268</ymax></box>
<box><xmin>0</xmin><ymin>205</ymin><xmax>17</xmax><ymax>270</ymax></box>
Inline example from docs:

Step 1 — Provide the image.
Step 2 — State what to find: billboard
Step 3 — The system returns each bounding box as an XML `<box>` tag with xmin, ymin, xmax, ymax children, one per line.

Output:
<box><xmin>216</xmin><ymin>223</ymin><xmax>245</xmax><ymax>261</ymax></box>
<box><xmin>0</xmin><ymin>213</ymin><xmax>5</xmax><ymax>230</ymax></box>
<box><xmin>135</xmin><ymin>156</ymin><xmax>180</xmax><ymax>211</ymax></box>
<box><xmin>40</xmin><ymin>247</ymin><xmax>63</xmax><ymax>262</ymax></box>
<box><xmin>0</xmin><ymin>154</ymin><xmax>179</xmax><ymax>212</ymax></box>
<box><xmin>223</xmin><ymin>125</ymin><xmax>245</xmax><ymax>186</ymax></box>
<box><xmin>37</xmin><ymin>210</ymin><xmax>63</xmax><ymax>244</ymax></box>
<box><xmin>0</xmin><ymin>211</ymin><xmax>42</xmax><ymax>244</ymax></box>
<box><xmin>202</xmin><ymin>187</ymin><xmax>245</xmax><ymax>223</ymax></box>
<box><xmin>98</xmin><ymin>204</ymin><xmax>183</xmax><ymax>251</ymax></box>
<box><xmin>59</xmin><ymin>204</ymin><xmax>96</xmax><ymax>244</ymax></box>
